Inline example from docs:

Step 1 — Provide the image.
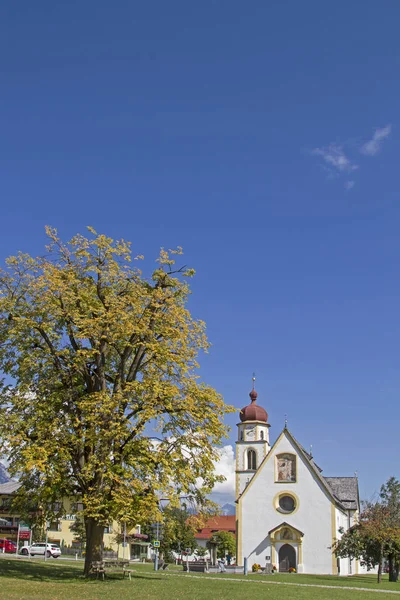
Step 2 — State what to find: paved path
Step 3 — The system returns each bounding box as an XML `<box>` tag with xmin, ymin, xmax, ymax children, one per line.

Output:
<box><xmin>137</xmin><ymin>569</ymin><xmax>400</xmax><ymax>595</ymax></box>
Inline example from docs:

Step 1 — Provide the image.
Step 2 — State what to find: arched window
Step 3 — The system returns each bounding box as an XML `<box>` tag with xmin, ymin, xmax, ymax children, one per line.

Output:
<box><xmin>247</xmin><ymin>449</ymin><xmax>257</xmax><ymax>470</ymax></box>
<box><xmin>260</xmin><ymin>430</ymin><xmax>264</xmax><ymax>440</ymax></box>
<box><xmin>240</xmin><ymin>431</ymin><xmax>243</xmax><ymax>441</ymax></box>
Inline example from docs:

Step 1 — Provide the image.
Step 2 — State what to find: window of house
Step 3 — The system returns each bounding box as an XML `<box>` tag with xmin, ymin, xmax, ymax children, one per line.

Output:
<box><xmin>0</xmin><ymin>499</ymin><xmax>11</xmax><ymax>510</ymax></box>
<box><xmin>247</xmin><ymin>449</ymin><xmax>257</xmax><ymax>470</ymax></box>
<box><xmin>276</xmin><ymin>453</ymin><xmax>296</xmax><ymax>482</ymax></box>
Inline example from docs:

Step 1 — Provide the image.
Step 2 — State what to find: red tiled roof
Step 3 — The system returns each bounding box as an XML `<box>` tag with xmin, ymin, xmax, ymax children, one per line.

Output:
<box><xmin>195</xmin><ymin>515</ymin><xmax>236</xmax><ymax>540</ymax></box>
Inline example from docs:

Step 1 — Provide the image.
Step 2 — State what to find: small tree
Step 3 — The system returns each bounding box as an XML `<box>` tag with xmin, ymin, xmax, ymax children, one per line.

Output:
<box><xmin>208</xmin><ymin>530</ymin><xmax>236</xmax><ymax>559</ymax></box>
<box><xmin>334</xmin><ymin>477</ymin><xmax>400</xmax><ymax>583</ymax></box>
<box><xmin>151</xmin><ymin>505</ymin><xmax>200</xmax><ymax>559</ymax></box>
<box><xmin>380</xmin><ymin>477</ymin><xmax>400</xmax><ymax>582</ymax></box>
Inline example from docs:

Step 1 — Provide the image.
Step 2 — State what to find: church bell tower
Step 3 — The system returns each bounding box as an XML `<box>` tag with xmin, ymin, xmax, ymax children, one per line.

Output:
<box><xmin>235</xmin><ymin>378</ymin><xmax>270</xmax><ymax>497</ymax></box>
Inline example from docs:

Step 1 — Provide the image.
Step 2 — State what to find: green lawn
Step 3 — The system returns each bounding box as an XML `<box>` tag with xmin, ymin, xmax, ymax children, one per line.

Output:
<box><xmin>0</xmin><ymin>557</ymin><xmax>399</xmax><ymax>600</ymax></box>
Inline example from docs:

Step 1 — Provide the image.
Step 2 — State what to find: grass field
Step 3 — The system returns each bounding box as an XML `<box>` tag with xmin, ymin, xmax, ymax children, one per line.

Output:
<box><xmin>0</xmin><ymin>557</ymin><xmax>399</xmax><ymax>600</ymax></box>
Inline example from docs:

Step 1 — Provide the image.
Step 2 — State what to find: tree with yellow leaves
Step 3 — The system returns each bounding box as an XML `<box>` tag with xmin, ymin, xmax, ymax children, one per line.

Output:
<box><xmin>0</xmin><ymin>227</ymin><xmax>232</xmax><ymax>575</ymax></box>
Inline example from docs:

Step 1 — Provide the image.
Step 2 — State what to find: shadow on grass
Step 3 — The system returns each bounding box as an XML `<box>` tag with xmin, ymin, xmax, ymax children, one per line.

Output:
<box><xmin>0</xmin><ymin>559</ymin><xmax>83</xmax><ymax>582</ymax></box>
<box><xmin>0</xmin><ymin>558</ymin><xmax>168</xmax><ymax>586</ymax></box>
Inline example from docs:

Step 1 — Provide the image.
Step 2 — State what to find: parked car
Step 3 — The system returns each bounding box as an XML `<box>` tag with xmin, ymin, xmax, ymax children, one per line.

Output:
<box><xmin>0</xmin><ymin>538</ymin><xmax>17</xmax><ymax>553</ymax></box>
<box><xmin>20</xmin><ymin>542</ymin><xmax>61</xmax><ymax>558</ymax></box>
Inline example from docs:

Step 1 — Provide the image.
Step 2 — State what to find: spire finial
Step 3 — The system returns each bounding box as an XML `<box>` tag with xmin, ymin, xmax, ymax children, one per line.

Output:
<box><xmin>309</xmin><ymin>444</ymin><xmax>313</xmax><ymax>459</ymax></box>
<box><xmin>284</xmin><ymin>414</ymin><xmax>288</xmax><ymax>428</ymax></box>
<box><xmin>249</xmin><ymin>373</ymin><xmax>258</xmax><ymax>402</ymax></box>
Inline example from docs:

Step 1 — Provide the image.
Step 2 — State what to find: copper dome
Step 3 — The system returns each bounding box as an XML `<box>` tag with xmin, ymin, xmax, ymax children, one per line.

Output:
<box><xmin>240</xmin><ymin>389</ymin><xmax>268</xmax><ymax>423</ymax></box>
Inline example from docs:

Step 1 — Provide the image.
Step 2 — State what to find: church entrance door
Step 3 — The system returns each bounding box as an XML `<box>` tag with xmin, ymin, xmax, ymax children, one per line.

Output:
<box><xmin>278</xmin><ymin>544</ymin><xmax>296</xmax><ymax>572</ymax></box>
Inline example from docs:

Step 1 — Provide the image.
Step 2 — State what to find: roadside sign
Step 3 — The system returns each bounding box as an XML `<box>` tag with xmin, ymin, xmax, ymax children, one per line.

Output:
<box><xmin>19</xmin><ymin>531</ymin><xmax>31</xmax><ymax>540</ymax></box>
<box><xmin>153</xmin><ymin>540</ymin><xmax>160</xmax><ymax>548</ymax></box>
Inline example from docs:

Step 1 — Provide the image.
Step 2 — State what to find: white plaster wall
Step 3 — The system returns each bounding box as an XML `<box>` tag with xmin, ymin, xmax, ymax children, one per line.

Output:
<box><xmin>335</xmin><ymin>507</ymin><xmax>351</xmax><ymax>576</ymax></box>
<box><xmin>239</xmin><ymin>431</ymin><xmax>336</xmax><ymax>574</ymax></box>
<box><xmin>238</xmin><ymin>471</ymin><xmax>255</xmax><ymax>496</ymax></box>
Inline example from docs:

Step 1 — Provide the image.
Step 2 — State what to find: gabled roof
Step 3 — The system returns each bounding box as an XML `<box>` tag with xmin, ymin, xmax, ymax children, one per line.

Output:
<box><xmin>324</xmin><ymin>477</ymin><xmax>359</xmax><ymax>510</ymax></box>
<box><xmin>301</xmin><ymin>448</ymin><xmax>323</xmax><ymax>473</ymax></box>
<box><xmin>195</xmin><ymin>515</ymin><xmax>236</xmax><ymax>540</ymax></box>
<box><xmin>268</xmin><ymin>521</ymin><xmax>305</xmax><ymax>537</ymax></box>
<box><xmin>283</xmin><ymin>429</ymin><xmax>349</xmax><ymax>511</ymax></box>
<box><xmin>237</xmin><ymin>427</ymin><xmax>349</xmax><ymax>512</ymax></box>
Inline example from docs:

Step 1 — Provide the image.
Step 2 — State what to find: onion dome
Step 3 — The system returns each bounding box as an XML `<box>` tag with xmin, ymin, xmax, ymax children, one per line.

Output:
<box><xmin>240</xmin><ymin>387</ymin><xmax>268</xmax><ymax>422</ymax></box>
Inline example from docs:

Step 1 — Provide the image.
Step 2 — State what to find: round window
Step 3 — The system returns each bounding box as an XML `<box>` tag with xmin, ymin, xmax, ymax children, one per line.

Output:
<box><xmin>278</xmin><ymin>495</ymin><xmax>295</xmax><ymax>513</ymax></box>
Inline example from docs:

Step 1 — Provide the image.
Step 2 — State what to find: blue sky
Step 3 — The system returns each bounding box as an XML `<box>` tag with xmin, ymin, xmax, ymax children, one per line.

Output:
<box><xmin>1</xmin><ymin>1</ymin><xmax>399</xmax><ymax>502</ymax></box>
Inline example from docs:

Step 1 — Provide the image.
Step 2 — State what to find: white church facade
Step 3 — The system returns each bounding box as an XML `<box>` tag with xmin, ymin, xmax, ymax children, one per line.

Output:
<box><xmin>235</xmin><ymin>384</ymin><xmax>365</xmax><ymax>575</ymax></box>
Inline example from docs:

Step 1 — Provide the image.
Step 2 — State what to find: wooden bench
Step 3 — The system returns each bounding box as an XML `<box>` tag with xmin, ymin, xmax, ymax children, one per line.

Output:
<box><xmin>90</xmin><ymin>561</ymin><xmax>106</xmax><ymax>580</ymax></box>
<box><xmin>183</xmin><ymin>560</ymin><xmax>208</xmax><ymax>573</ymax></box>
<box><xmin>90</xmin><ymin>559</ymin><xmax>130</xmax><ymax>580</ymax></box>
<box><xmin>123</xmin><ymin>566</ymin><xmax>134</xmax><ymax>580</ymax></box>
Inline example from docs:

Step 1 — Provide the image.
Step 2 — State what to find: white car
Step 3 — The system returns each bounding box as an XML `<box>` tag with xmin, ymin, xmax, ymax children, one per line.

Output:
<box><xmin>21</xmin><ymin>543</ymin><xmax>61</xmax><ymax>558</ymax></box>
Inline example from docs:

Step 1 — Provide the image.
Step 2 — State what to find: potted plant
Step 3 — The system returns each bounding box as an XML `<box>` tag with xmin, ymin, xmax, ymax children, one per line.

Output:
<box><xmin>288</xmin><ymin>567</ymin><xmax>296</xmax><ymax>573</ymax></box>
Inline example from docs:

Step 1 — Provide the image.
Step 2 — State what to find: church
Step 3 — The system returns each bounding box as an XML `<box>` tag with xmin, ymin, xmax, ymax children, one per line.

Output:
<box><xmin>235</xmin><ymin>382</ymin><xmax>366</xmax><ymax>575</ymax></box>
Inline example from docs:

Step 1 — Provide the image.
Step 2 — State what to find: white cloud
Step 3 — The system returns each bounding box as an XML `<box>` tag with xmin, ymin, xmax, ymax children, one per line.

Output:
<box><xmin>344</xmin><ymin>180</ymin><xmax>355</xmax><ymax>191</ymax></box>
<box><xmin>312</xmin><ymin>144</ymin><xmax>359</xmax><ymax>173</ymax></box>
<box><xmin>360</xmin><ymin>125</ymin><xmax>392</xmax><ymax>156</ymax></box>
<box><xmin>211</xmin><ymin>445</ymin><xmax>235</xmax><ymax>499</ymax></box>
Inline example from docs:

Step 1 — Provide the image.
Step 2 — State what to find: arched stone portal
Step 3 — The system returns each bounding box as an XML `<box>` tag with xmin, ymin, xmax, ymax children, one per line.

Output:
<box><xmin>279</xmin><ymin>543</ymin><xmax>296</xmax><ymax>572</ymax></box>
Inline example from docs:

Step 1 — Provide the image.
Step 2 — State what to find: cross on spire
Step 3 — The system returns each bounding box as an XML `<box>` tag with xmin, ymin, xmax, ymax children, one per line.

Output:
<box><xmin>284</xmin><ymin>414</ymin><xmax>288</xmax><ymax>428</ymax></box>
<box><xmin>252</xmin><ymin>373</ymin><xmax>256</xmax><ymax>390</ymax></box>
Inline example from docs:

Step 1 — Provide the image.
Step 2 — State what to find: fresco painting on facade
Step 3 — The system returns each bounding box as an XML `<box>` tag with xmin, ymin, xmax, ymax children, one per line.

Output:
<box><xmin>277</xmin><ymin>454</ymin><xmax>296</xmax><ymax>482</ymax></box>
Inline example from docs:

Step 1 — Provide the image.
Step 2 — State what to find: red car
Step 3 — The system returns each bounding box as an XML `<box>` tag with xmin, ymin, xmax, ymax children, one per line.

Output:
<box><xmin>0</xmin><ymin>538</ymin><xmax>17</xmax><ymax>553</ymax></box>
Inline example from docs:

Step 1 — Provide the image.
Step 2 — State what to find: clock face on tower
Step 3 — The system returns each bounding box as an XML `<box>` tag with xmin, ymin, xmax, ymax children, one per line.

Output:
<box><xmin>246</xmin><ymin>425</ymin><xmax>256</xmax><ymax>440</ymax></box>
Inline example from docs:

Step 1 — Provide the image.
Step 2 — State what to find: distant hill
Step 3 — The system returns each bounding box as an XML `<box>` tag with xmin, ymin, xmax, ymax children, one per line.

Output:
<box><xmin>0</xmin><ymin>463</ymin><xmax>10</xmax><ymax>484</ymax></box>
<box><xmin>220</xmin><ymin>503</ymin><xmax>235</xmax><ymax>516</ymax></box>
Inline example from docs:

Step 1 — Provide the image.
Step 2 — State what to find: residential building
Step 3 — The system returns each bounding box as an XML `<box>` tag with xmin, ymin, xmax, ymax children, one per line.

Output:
<box><xmin>0</xmin><ymin>482</ymin><xmax>150</xmax><ymax>561</ymax></box>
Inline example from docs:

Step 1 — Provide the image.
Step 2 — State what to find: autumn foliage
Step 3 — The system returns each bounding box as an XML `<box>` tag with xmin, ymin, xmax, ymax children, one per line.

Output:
<box><xmin>0</xmin><ymin>227</ymin><xmax>233</xmax><ymax>575</ymax></box>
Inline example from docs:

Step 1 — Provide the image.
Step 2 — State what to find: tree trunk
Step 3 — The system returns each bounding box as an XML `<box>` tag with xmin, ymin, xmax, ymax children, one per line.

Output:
<box><xmin>377</xmin><ymin>544</ymin><xmax>383</xmax><ymax>584</ymax></box>
<box><xmin>388</xmin><ymin>555</ymin><xmax>399</xmax><ymax>582</ymax></box>
<box><xmin>83</xmin><ymin>517</ymin><xmax>104</xmax><ymax>577</ymax></box>
<box><xmin>377</xmin><ymin>562</ymin><xmax>382</xmax><ymax>584</ymax></box>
